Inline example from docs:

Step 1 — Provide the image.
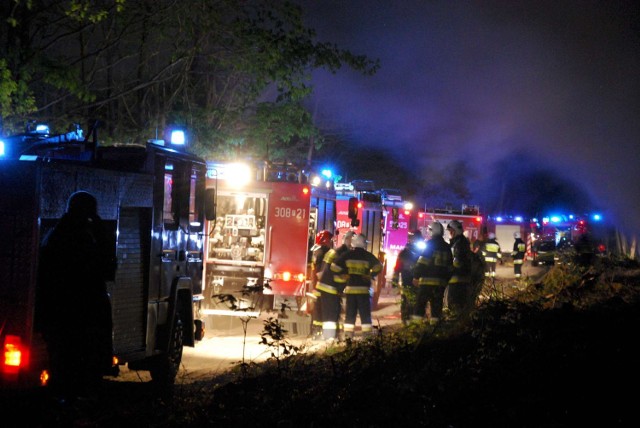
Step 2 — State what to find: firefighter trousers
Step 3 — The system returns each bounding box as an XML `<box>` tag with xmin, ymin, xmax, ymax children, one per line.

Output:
<box><xmin>413</xmin><ymin>285</ymin><xmax>446</xmax><ymax>320</ymax></box>
<box><xmin>344</xmin><ymin>293</ymin><xmax>372</xmax><ymax>337</ymax></box>
<box><xmin>320</xmin><ymin>290</ymin><xmax>342</xmax><ymax>339</ymax></box>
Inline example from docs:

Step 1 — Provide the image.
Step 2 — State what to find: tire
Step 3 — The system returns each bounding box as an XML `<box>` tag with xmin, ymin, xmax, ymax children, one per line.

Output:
<box><xmin>149</xmin><ymin>313</ymin><xmax>183</xmax><ymax>385</ymax></box>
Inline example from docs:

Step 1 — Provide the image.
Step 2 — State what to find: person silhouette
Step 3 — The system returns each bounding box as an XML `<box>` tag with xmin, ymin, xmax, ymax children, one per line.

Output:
<box><xmin>37</xmin><ymin>191</ymin><xmax>116</xmax><ymax>400</ymax></box>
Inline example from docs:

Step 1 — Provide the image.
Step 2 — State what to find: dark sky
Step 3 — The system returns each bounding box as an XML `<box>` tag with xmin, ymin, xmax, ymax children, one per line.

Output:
<box><xmin>298</xmin><ymin>0</ymin><xmax>640</xmax><ymax>236</ymax></box>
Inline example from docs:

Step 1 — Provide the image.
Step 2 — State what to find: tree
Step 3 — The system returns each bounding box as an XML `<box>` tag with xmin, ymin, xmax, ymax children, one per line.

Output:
<box><xmin>0</xmin><ymin>0</ymin><xmax>378</xmax><ymax>165</ymax></box>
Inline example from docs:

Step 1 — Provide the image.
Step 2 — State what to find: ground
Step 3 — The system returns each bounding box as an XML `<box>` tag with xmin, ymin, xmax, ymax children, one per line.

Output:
<box><xmin>2</xmin><ymin>258</ymin><xmax>639</xmax><ymax>427</ymax></box>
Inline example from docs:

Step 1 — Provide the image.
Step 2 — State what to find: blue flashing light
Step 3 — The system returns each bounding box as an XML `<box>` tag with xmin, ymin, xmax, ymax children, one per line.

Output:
<box><xmin>35</xmin><ymin>124</ymin><xmax>50</xmax><ymax>134</ymax></box>
<box><xmin>0</xmin><ymin>140</ymin><xmax>5</xmax><ymax>157</ymax></box>
<box><xmin>170</xmin><ymin>129</ymin><xmax>186</xmax><ymax>145</ymax></box>
<box><xmin>550</xmin><ymin>216</ymin><xmax>561</xmax><ymax>223</ymax></box>
<box><xmin>514</xmin><ymin>216</ymin><xmax>523</xmax><ymax>222</ymax></box>
<box><xmin>592</xmin><ymin>213</ymin><xmax>602</xmax><ymax>221</ymax></box>
<box><xmin>321</xmin><ymin>169</ymin><xmax>333</xmax><ymax>179</ymax></box>
<box><xmin>415</xmin><ymin>241</ymin><xmax>427</xmax><ymax>251</ymax></box>
<box><xmin>496</xmin><ymin>216</ymin><xmax>503</xmax><ymax>222</ymax></box>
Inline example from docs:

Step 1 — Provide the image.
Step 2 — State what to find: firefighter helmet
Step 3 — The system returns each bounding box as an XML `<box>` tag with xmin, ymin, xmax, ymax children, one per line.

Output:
<box><xmin>488</xmin><ymin>232</ymin><xmax>496</xmax><ymax>240</ymax></box>
<box><xmin>315</xmin><ymin>230</ymin><xmax>333</xmax><ymax>247</ymax></box>
<box><xmin>352</xmin><ymin>233</ymin><xmax>367</xmax><ymax>249</ymax></box>
<box><xmin>447</xmin><ymin>220</ymin><xmax>463</xmax><ymax>234</ymax></box>
<box><xmin>427</xmin><ymin>222</ymin><xmax>444</xmax><ymax>237</ymax></box>
<box><xmin>342</xmin><ymin>230</ymin><xmax>356</xmax><ymax>245</ymax></box>
<box><xmin>514</xmin><ymin>232</ymin><xmax>521</xmax><ymax>239</ymax></box>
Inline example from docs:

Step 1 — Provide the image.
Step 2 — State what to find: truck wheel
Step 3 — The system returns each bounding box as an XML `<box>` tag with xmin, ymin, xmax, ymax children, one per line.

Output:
<box><xmin>150</xmin><ymin>314</ymin><xmax>184</xmax><ymax>385</ymax></box>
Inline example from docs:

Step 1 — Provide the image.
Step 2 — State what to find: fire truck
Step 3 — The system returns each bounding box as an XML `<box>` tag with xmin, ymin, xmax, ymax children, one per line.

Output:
<box><xmin>412</xmin><ymin>205</ymin><xmax>483</xmax><ymax>245</ymax></box>
<box><xmin>203</xmin><ymin>161</ymin><xmax>313</xmax><ymax>315</ymax></box>
<box><xmin>484</xmin><ymin>215</ymin><xmax>532</xmax><ymax>257</ymax></box>
<box><xmin>0</xmin><ymin>123</ymin><xmax>211</xmax><ymax>389</ymax></box>
<box><xmin>335</xmin><ymin>180</ymin><xmax>387</xmax><ymax>307</ymax></box>
<box><xmin>528</xmin><ymin>213</ymin><xmax>607</xmax><ymax>265</ymax></box>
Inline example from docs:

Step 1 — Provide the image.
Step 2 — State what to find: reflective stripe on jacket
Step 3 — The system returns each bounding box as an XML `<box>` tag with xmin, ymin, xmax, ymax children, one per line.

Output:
<box><xmin>414</xmin><ymin>236</ymin><xmax>452</xmax><ymax>287</ymax></box>
<box><xmin>331</xmin><ymin>247</ymin><xmax>383</xmax><ymax>295</ymax></box>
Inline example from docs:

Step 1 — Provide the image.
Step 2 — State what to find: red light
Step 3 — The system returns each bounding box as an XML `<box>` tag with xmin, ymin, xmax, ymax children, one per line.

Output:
<box><xmin>403</xmin><ymin>210</ymin><xmax>410</xmax><ymax>215</ymax></box>
<box><xmin>3</xmin><ymin>335</ymin><xmax>24</xmax><ymax>374</ymax></box>
<box><xmin>475</xmin><ymin>216</ymin><xmax>482</xmax><ymax>223</ymax></box>
<box><xmin>418</xmin><ymin>213</ymin><xmax>424</xmax><ymax>218</ymax></box>
<box><xmin>357</xmin><ymin>202</ymin><xmax>363</xmax><ymax>209</ymax></box>
<box><xmin>302</xmin><ymin>187</ymin><xmax>310</xmax><ymax>195</ymax></box>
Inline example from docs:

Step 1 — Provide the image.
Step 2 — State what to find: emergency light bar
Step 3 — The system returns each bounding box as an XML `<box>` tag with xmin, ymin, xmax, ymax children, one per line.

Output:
<box><xmin>170</xmin><ymin>129</ymin><xmax>185</xmax><ymax>145</ymax></box>
<box><xmin>0</xmin><ymin>140</ymin><xmax>4</xmax><ymax>157</ymax></box>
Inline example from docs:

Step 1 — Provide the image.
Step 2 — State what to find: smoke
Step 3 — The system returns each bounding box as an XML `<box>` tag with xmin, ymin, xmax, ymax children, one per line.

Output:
<box><xmin>301</xmin><ymin>0</ymin><xmax>640</xmax><ymax>236</ymax></box>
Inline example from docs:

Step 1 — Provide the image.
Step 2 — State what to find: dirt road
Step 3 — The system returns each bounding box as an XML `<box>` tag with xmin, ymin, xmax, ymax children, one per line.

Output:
<box><xmin>116</xmin><ymin>261</ymin><xmax>548</xmax><ymax>383</ymax></box>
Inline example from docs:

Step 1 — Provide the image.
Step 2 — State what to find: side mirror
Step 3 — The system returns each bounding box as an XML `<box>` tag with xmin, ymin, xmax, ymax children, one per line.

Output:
<box><xmin>348</xmin><ymin>197</ymin><xmax>359</xmax><ymax>220</ymax></box>
<box><xmin>205</xmin><ymin>188</ymin><xmax>216</xmax><ymax>221</ymax></box>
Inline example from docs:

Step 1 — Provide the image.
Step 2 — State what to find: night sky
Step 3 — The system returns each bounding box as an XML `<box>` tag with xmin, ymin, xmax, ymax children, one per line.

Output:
<box><xmin>298</xmin><ymin>0</ymin><xmax>640</xmax><ymax>236</ymax></box>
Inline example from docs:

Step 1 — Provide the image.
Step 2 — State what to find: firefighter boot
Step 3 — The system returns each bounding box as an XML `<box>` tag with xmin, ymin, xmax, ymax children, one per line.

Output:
<box><xmin>311</xmin><ymin>323</ymin><xmax>324</xmax><ymax>341</ymax></box>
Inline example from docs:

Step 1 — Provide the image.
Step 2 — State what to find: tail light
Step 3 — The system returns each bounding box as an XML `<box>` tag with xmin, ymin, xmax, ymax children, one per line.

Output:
<box><xmin>2</xmin><ymin>335</ymin><xmax>26</xmax><ymax>375</ymax></box>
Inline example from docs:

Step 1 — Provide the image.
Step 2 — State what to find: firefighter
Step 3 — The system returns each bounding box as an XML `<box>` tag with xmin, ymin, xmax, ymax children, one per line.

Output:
<box><xmin>309</xmin><ymin>230</ymin><xmax>334</xmax><ymax>339</ymax></box>
<box><xmin>391</xmin><ymin>229</ymin><xmax>424</xmax><ymax>324</ymax></box>
<box><xmin>445</xmin><ymin>220</ymin><xmax>473</xmax><ymax>319</ymax></box>
<box><xmin>481</xmin><ymin>232</ymin><xmax>502</xmax><ymax>278</ymax></box>
<box><xmin>37</xmin><ymin>191</ymin><xmax>117</xmax><ymax>399</ymax></box>
<box><xmin>512</xmin><ymin>232</ymin><xmax>526</xmax><ymax>279</ymax></box>
<box><xmin>412</xmin><ymin>222</ymin><xmax>452</xmax><ymax>324</ymax></box>
<box><xmin>331</xmin><ymin>233</ymin><xmax>383</xmax><ymax>339</ymax></box>
<box><xmin>316</xmin><ymin>230</ymin><xmax>355</xmax><ymax>340</ymax></box>
<box><xmin>473</xmin><ymin>228</ymin><xmax>488</xmax><ymax>254</ymax></box>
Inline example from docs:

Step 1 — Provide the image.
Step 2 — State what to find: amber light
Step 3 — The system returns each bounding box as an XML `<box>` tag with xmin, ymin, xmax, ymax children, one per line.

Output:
<box><xmin>302</xmin><ymin>187</ymin><xmax>310</xmax><ymax>195</ymax></box>
<box><xmin>282</xmin><ymin>271</ymin><xmax>292</xmax><ymax>281</ymax></box>
<box><xmin>40</xmin><ymin>370</ymin><xmax>50</xmax><ymax>386</ymax></box>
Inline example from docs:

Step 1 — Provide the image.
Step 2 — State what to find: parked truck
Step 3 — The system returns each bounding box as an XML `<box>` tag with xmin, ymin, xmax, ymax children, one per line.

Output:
<box><xmin>0</xmin><ymin>123</ymin><xmax>211</xmax><ymax>389</ymax></box>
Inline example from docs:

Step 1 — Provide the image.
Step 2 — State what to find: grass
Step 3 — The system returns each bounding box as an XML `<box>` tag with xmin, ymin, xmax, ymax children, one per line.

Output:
<box><xmin>4</xmin><ymin>255</ymin><xmax>640</xmax><ymax>427</ymax></box>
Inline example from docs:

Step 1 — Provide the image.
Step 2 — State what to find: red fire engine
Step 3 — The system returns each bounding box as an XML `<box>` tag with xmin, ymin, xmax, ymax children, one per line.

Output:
<box><xmin>1</xmin><ymin>123</ymin><xmax>210</xmax><ymax>388</ymax></box>
<box><xmin>413</xmin><ymin>205</ymin><xmax>483</xmax><ymax>245</ymax></box>
<box><xmin>203</xmin><ymin>162</ymin><xmax>314</xmax><ymax>316</ymax></box>
<box><xmin>334</xmin><ymin>180</ymin><xmax>388</xmax><ymax>307</ymax></box>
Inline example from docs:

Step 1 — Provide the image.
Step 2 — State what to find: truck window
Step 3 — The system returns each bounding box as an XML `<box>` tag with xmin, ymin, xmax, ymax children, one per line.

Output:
<box><xmin>163</xmin><ymin>162</ymin><xmax>175</xmax><ymax>225</ymax></box>
<box><xmin>189</xmin><ymin>168</ymin><xmax>198</xmax><ymax>225</ymax></box>
<box><xmin>207</xmin><ymin>193</ymin><xmax>267</xmax><ymax>264</ymax></box>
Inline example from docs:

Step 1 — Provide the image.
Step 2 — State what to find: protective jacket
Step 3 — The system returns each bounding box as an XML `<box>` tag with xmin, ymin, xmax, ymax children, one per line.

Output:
<box><xmin>414</xmin><ymin>236</ymin><xmax>452</xmax><ymax>287</ymax></box>
<box><xmin>331</xmin><ymin>247</ymin><xmax>383</xmax><ymax>294</ymax></box>
<box><xmin>512</xmin><ymin>238</ymin><xmax>526</xmax><ymax>263</ymax></box>
<box><xmin>449</xmin><ymin>234</ymin><xmax>472</xmax><ymax>285</ymax></box>
<box><xmin>316</xmin><ymin>245</ymin><xmax>349</xmax><ymax>295</ymax></box>
<box><xmin>481</xmin><ymin>238</ymin><xmax>502</xmax><ymax>264</ymax></box>
<box><xmin>392</xmin><ymin>245</ymin><xmax>421</xmax><ymax>288</ymax></box>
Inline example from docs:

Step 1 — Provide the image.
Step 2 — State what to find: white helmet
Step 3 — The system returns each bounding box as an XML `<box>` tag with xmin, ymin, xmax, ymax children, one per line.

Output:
<box><xmin>488</xmin><ymin>232</ymin><xmax>496</xmax><ymax>240</ymax></box>
<box><xmin>447</xmin><ymin>220</ymin><xmax>463</xmax><ymax>235</ymax></box>
<box><xmin>343</xmin><ymin>230</ymin><xmax>356</xmax><ymax>245</ymax></box>
<box><xmin>352</xmin><ymin>233</ymin><xmax>367</xmax><ymax>249</ymax></box>
<box><xmin>514</xmin><ymin>232</ymin><xmax>521</xmax><ymax>239</ymax></box>
<box><xmin>428</xmin><ymin>221</ymin><xmax>444</xmax><ymax>237</ymax></box>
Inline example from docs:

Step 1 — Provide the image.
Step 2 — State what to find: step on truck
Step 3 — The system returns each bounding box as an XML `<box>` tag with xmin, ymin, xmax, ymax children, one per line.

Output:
<box><xmin>0</xmin><ymin>123</ymin><xmax>213</xmax><ymax>389</ymax></box>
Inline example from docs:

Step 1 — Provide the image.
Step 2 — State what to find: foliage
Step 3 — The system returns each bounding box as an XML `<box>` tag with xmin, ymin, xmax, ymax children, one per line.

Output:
<box><xmin>5</xmin><ymin>257</ymin><xmax>640</xmax><ymax>426</ymax></box>
<box><xmin>259</xmin><ymin>316</ymin><xmax>301</xmax><ymax>370</ymax></box>
<box><xmin>0</xmin><ymin>0</ymin><xmax>378</xmax><ymax>165</ymax></box>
